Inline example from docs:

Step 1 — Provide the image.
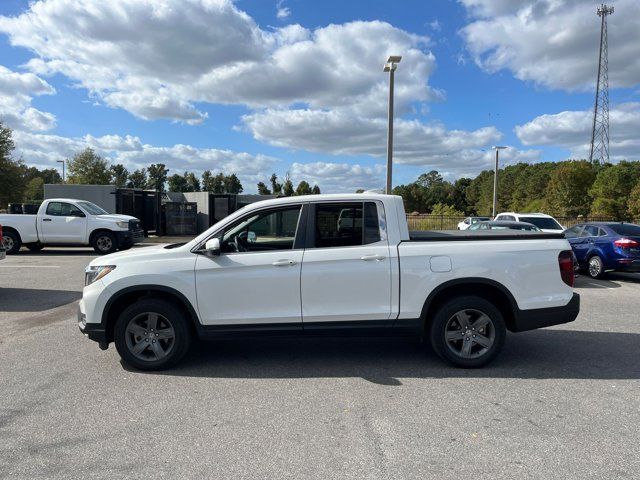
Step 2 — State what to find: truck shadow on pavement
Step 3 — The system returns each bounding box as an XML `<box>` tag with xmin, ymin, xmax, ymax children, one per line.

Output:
<box><xmin>0</xmin><ymin>288</ymin><xmax>81</xmax><ymax>312</ymax></box>
<box><xmin>141</xmin><ymin>329</ymin><xmax>640</xmax><ymax>384</ymax></box>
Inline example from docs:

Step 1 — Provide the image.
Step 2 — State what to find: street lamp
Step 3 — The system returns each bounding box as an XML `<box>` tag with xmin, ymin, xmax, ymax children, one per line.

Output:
<box><xmin>383</xmin><ymin>55</ymin><xmax>401</xmax><ymax>194</ymax></box>
<box><xmin>56</xmin><ymin>160</ymin><xmax>65</xmax><ymax>183</ymax></box>
<box><xmin>492</xmin><ymin>146</ymin><xmax>507</xmax><ymax>218</ymax></box>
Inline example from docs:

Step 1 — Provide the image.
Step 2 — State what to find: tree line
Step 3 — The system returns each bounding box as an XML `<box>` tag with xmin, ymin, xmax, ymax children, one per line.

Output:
<box><xmin>393</xmin><ymin>160</ymin><xmax>640</xmax><ymax>219</ymax></box>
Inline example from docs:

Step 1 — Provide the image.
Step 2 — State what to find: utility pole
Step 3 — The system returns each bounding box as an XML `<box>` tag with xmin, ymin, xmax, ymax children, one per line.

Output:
<box><xmin>383</xmin><ymin>55</ymin><xmax>401</xmax><ymax>194</ymax></box>
<box><xmin>492</xmin><ymin>146</ymin><xmax>507</xmax><ymax>218</ymax></box>
<box><xmin>589</xmin><ymin>4</ymin><xmax>614</xmax><ymax>163</ymax></box>
<box><xmin>57</xmin><ymin>160</ymin><xmax>65</xmax><ymax>182</ymax></box>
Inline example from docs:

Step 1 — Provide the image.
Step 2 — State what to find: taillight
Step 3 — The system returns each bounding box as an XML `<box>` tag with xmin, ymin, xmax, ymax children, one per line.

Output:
<box><xmin>558</xmin><ymin>250</ymin><xmax>574</xmax><ymax>287</ymax></box>
<box><xmin>614</xmin><ymin>238</ymin><xmax>639</xmax><ymax>248</ymax></box>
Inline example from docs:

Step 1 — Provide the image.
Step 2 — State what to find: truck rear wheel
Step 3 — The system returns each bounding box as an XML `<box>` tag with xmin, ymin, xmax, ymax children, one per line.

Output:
<box><xmin>91</xmin><ymin>231</ymin><xmax>117</xmax><ymax>254</ymax></box>
<box><xmin>114</xmin><ymin>299</ymin><xmax>192</xmax><ymax>371</ymax></box>
<box><xmin>429</xmin><ymin>295</ymin><xmax>506</xmax><ymax>368</ymax></box>
<box><xmin>2</xmin><ymin>231</ymin><xmax>22</xmax><ymax>254</ymax></box>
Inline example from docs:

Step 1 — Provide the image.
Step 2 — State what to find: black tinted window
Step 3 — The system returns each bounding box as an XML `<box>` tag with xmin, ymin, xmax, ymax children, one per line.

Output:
<box><xmin>520</xmin><ymin>217</ymin><xmax>562</xmax><ymax>230</ymax></box>
<box><xmin>609</xmin><ymin>224</ymin><xmax>640</xmax><ymax>236</ymax></box>
<box><xmin>314</xmin><ymin>202</ymin><xmax>380</xmax><ymax>248</ymax></box>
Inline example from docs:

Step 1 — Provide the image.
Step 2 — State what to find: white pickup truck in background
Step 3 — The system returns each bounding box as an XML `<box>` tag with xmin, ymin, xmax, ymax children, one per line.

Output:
<box><xmin>78</xmin><ymin>193</ymin><xmax>579</xmax><ymax>370</ymax></box>
<box><xmin>0</xmin><ymin>198</ymin><xmax>144</xmax><ymax>254</ymax></box>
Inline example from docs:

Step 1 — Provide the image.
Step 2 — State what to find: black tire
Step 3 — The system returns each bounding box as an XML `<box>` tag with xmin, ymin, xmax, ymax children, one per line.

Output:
<box><xmin>2</xmin><ymin>230</ymin><xmax>22</xmax><ymax>254</ymax></box>
<box><xmin>429</xmin><ymin>295</ymin><xmax>506</xmax><ymax>368</ymax></box>
<box><xmin>114</xmin><ymin>299</ymin><xmax>192</xmax><ymax>371</ymax></box>
<box><xmin>26</xmin><ymin>243</ymin><xmax>44</xmax><ymax>252</ymax></box>
<box><xmin>587</xmin><ymin>255</ymin><xmax>605</xmax><ymax>279</ymax></box>
<box><xmin>91</xmin><ymin>231</ymin><xmax>117</xmax><ymax>254</ymax></box>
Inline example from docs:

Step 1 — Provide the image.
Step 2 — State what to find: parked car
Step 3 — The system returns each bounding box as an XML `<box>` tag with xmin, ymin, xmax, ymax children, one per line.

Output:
<box><xmin>0</xmin><ymin>225</ymin><xmax>5</xmax><ymax>261</ymax></box>
<box><xmin>468</xmin><ymin>221</ymin><xmax>541</xmax><ymax>232</ymax></box>
<box><xmin>494</xmin><ymin>212</ymin><xmax>564</xmax><ymax>233</ymax></box>
<box><xmin>564</xmin><ymin>222</ymin><xmax>640</xmax><ymax>278</ymax></box>
<box><xmin>79</xmin><ymin>193</ymin><xmax>579</xmax><ymax>371</ymax></box>
<box><xmin>457</xmin><ymin>216</ymin><xmax>490</xmax><ymax>230</ymax></box>
<box><xmin>0</xmin><ymin>198</ymin><xmax>143</xmax><ymax>255</ymax></box>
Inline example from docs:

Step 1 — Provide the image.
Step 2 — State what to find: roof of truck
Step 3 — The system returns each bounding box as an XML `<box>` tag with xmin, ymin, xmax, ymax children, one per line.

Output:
<box><xmin>238</xmin><ymin>193</ymin><xmax>399</xmax><ymax>210</ymax></box>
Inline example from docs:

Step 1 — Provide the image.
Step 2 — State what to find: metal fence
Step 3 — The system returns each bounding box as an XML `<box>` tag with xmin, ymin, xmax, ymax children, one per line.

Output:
<box><xmin>406</xmin><ymin>214</ymin><xmax>638</xmax><ymax>231</ymax></box>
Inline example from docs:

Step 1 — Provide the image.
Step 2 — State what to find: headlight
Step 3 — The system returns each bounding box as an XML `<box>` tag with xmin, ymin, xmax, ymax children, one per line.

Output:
<box><xmin>85</xmin><ymin>265</ymin><xmax>116</xmax><ymax>286</ymax></box>
<box><xmin>116</xmin><ymin>221</ymin><xmax>129</xmax><ymax>229</ymax></box>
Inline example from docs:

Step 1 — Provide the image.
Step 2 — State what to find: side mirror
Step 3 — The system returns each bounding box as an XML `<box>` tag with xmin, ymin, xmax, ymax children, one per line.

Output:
<box><xmin>205</xmin><ymin>238</ymin><xmax>221</xmax><ymax>256</ymax></box>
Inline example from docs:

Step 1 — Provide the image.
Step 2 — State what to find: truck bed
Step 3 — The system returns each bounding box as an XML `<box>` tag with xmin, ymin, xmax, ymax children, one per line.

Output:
<box><xmin>408</xmin><ymin>230</ymin><xmax>565</xmax><ymax>242</ymax></box>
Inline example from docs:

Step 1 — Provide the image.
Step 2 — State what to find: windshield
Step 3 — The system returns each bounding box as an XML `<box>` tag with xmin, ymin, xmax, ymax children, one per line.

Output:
<box><xmin>77</xmin><ymin>201</ymin><xmax>108</xmax><ymax>215</ymax></box>
<box><xmin>520</xmin><ymin>217</ymin><xmax>562</xmax><ymax>230</ymax></box>
<box><xmin>609</xmin><ymin>224</ymin><xmax>640</xmax><ymax>236</ymax></box>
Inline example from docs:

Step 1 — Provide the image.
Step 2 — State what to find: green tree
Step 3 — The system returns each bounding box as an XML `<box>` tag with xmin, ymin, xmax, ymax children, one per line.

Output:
<box><xmin>270</xmin><ymin>173</ymin><xmax>282</xmax><ymax>195</ymax></box>
<box><xmin>282</xmin><ymin>174</ymin><xmax>294</xmax><ymax>196</ymax></box>
<box><xmin>312</xmin><ymin>185</ymin><xmax>321</xmax><ymax>194</ymax></box>
<box><xmin>66</xmin><ymin>148</ymin><xmax>112</xmax><ymax>185</ymax></box>
<box><xmin>224</xmin><ymin>173</ymin><xmax>243</xmax><ymax>194</ymax></box>
<box><xmin>146</xmin><ymin>163</ymin><xmax>169</xmax><ymax>192</ymax></box>
<box><xmin>257</xmin><ymin>181</ymin><xmax>271</xmax><ymax>195</ymax></box>
<box><xmin>202</xmin><ymin>170</ymin><xmax>214</xmax><ymax>191</ymax></box>
<box><xmin>544</xmin><ymin>160</ymin><xmax>596</xmax><ymax>216</ymax></box>
<box><xmin>184</xmin><ymin>171</ymin><xmax>201</xmax><ymax>192</ymax></box>
<box><xmin>430</xmin><ymin>202</ymin><xmax>464</xmax><ymax>217</ymax></box>
<box><xmin>628</xmin><ymin>182</ymin><xmax>640</xmax><ymax>219</ymax></box>
<box><xmin>110</xmin><ymin>163</ymin><xmax>129</xmax><ymax>188</ymax></box>
<box><xmin>0</xmin><ymin>122</ymin><xmax>24</xmax><ymax>208</ymax></box>
<box><xmin>23</xmin><ymin>166</ymin><xmax>61</xmax><ymax>185</ymax></box>
<box><xmin>590</xmin><ymin>161</ymin><xmax>640</xmax><ymax>218</ymax></box>
<box><xmin>127</xmin><ymin>169</ymin><xmax>147</xmax><ymax>188</ymax></box>
<box><xmin>167</xmin><ymin>173</ymin><xmax>187</xmax><ymax>192</ymax></box>
<box><xmin>451</xmin><ymin>177</ymin><xmax>471</xmax><ymax>214</ymax></box>
<box><xmin>295</xmin><ymin>180</ymin><xmax>312</xmax><ymax>195</ymax></box>
<box><xmin>23</xmin><ymin>177</ymin><xmax>44</xmax><ymax>201</ymax></box>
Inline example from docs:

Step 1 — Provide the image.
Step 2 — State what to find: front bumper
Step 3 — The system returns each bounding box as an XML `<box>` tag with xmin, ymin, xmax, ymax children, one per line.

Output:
<box><xmin>511</xmin><ymin>293</ymin><xmax>580</xmax><ymax>332</ymax></box>
<box><xmin>114</xmin><ymin>229</ymin><xmax>144</xmax><ymax>247</ymax></box>
<box><xmin>78</xmin><ymin>304</ymin><xmax>107</xmax><ymax>344</ymax></box>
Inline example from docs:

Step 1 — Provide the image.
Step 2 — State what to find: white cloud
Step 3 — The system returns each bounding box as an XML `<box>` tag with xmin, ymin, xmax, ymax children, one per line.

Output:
<box><xmin>11</xmin><ymin>130</ymin><xmax>278</xmax><ymax>189</ymax></box>
<box><xmin>460</xmin><ymin>0</ymin><xmax>640</xmax><ymax>90</ymax></box>
<box><xmin>0</xmin><ymin>1</ymin><xmax>437</xmax><ymax>121</ymax></box>
<box><xmin>241</xmin><ymin>107</ymin><xmax>518</xmax><ymax>174</ymax></box>
<box><xmin>0</xmin><ymin>65</ymin><xmax>56</xmax><ymax>131</ymax></box>
<box><xmin>289</xmin><ymin>162</ymin><xmax>385</xmax><ymax>192</ymax></box>
<box><xmin>276</xmin><ymin>1</ymin><xmax>291</xmax><ymax>19</ymax></box>
<box><xmin>515</xmin><ymin>102</ymin><xmax>640</xmax><ymax>159</ymax></box>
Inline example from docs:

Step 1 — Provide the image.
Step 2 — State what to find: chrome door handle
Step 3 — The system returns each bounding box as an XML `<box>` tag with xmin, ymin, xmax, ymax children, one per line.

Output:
<box><xmin>272</xmin><ymin>259</ymin><xmax>297</xmax><ymax>267</ymax></box>
<box><xmin>361</xmin><ymin>254</ymin><xmax>386</xmax><ymax>261</ymax></box>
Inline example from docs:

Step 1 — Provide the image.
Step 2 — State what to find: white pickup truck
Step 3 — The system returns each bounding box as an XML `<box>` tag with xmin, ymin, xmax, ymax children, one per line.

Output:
<box><xmin>0</xmin><ymin>198</ymin><xmax>144</xmax><ymax>254</ymax></box>
<box><xmin>78</xmin><ymin>193</ymin><xmax>579</xmax><ymax>370</ymax></box>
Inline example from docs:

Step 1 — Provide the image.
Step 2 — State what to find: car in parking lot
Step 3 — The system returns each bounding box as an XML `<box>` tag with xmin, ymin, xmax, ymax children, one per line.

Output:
<box><xmin>79</xmin><ymin>193</ymin><xmax>579</xmax><ymax>371</ymax></box>
<box><xmin>457</xmin><ymin>216</ymin><xmax>490</xmax><ymax>230</ymax></box>
<box><xmin>468</xmin><ymin>220</ymin><xmax>541</xmax><ymax>232</ymax></box>
<box><xmin>494</xmin><ymin>212</ymin><xmax>564</xmax><ymax>233</ymax></box>
<box><xmin>564</xmin><ymin>222</ymin><xmax>640</xmax><ymax>278</ymax></box>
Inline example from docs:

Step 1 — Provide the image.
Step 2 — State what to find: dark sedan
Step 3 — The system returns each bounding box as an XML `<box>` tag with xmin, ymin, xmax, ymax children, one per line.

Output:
<box><xmin>564</xmin><ymin>222</ymin><xmax>640</xmax><ymax>278</ymax></box>
<box><xmin>468</xmin><ymin>221</ymin><xmax>541</xmax><ymax>231</ymax></box>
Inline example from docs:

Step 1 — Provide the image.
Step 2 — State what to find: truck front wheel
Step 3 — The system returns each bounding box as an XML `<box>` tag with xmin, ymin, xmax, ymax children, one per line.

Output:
<box><xmin>114</xmin><ymin>299</ymin><xmax>192</xmax><ymax>371</ymax></box>
<box><xmin>91</xmin><ymin>231</ymin><xmax>117</xmax><ymax>254</ymax></box>
<box><xmin>429</xmin><ymin>296</ymin><xmax>506</xmax><ymax>368</ymax></box>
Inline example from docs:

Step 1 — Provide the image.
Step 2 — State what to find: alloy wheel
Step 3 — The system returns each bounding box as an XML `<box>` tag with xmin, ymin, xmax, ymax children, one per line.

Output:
<box><xmin>444</xmin><ymin>309</ymin><xmax>496</xmax><ymax>359</ymax></box>
<box><xmin>96</xmin><ymin>236</ymin><xmax>113</xmax><ymax>252</ymax></box>
<box><xmin>2</xmin><ymin>236</ymin><xmax>14</xmax><ymax>251</ymax></box>
<box><xmin>124</xmin><ymin>312</ymin><xmax>176</xmax><ymax>361</ymax></box>
<box><xmin>589</xmin><ymin>257</ymin><xmax>602</xmax><ymax>278</ymax></box>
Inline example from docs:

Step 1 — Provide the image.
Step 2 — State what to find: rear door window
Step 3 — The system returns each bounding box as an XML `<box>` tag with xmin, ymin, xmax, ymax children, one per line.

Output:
<box><xmin>564</xmin><ymin>225</ymin><xmax>583</xmax><ymax>238</ymax></box>
<box><xmin>314</xmin><ymin>202</ymin><xmax>381</xmax><ymax>248</ymax></box>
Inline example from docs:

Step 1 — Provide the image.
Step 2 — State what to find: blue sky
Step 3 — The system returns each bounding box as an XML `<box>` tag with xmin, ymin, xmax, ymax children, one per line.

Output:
<box><xmin>0</xmin><ymin>0</ymin><xmax>638</xmax><ymax>192</ymax></box>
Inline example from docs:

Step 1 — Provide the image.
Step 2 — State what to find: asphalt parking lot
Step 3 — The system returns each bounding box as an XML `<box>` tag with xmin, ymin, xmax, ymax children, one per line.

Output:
<box><xmin>1</xmin><ymin>248</ymin><xmax>639</xmax><ymax>479</ymax></box>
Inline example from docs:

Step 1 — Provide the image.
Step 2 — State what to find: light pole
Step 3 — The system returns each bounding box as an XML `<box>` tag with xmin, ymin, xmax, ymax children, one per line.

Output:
<box><xmin>492</xmin><ymin>146</ymin><xmax>507</xmax><ymax>218</ymax></box>
<box><xmin>56</xmin><ymin>160</ymin><xmax>65</xmax><ymax>183</ymax></box>
<box><xmin>383</xmin><ymin>55</ymin><xmax>401</xmax><ymax>194</ymax></box>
